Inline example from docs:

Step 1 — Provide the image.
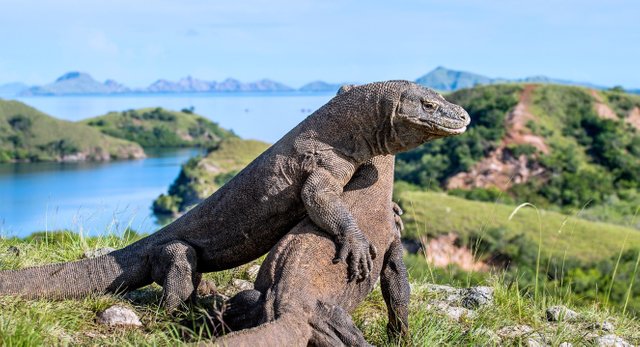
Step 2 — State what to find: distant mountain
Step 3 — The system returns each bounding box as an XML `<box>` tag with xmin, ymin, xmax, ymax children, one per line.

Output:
<box><xmin>415</xmin><ymin>67</ymin><xmax>611</xmax><ymax>91</ymax></box>
<box><xmin>0</xmin><ymin>82</ymin><xmax>29</xmax><ymax>96</ymax></box>
<box><xmin>20</xmin><ymin>72</ymin><xmax>131</xmax><ymax>96</ymax></box>
<box><xmin>147</xmin><ymin>76</ymin><xmax>213</xmax><ymax>93</ymax></box>
<box><xmin>298</xmin><ymin>81</ymin><xmax>343</xmax><ymax>92</ymax></box>
<box><xmin>13</xmin><ymin>68</ymin><xmax>636</xmax><ymax>96</ymax></box>
<box><xmin>415</xmin><ymin>66</ymin><xmax>493</xmax><ymax>91</ymax></box>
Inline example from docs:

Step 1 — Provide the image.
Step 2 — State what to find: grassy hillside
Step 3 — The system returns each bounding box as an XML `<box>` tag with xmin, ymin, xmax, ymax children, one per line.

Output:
<box><xmin>397</xmin><ymin>190</ymin><xmax>640</xmax><ymax>263</ymax></box>
<box><xmin>82</xmin><ymin>107</ymin><xmax>234</xmax><ymax>148</ymax></box>
<box><xmin>153</xmin><ymin>137</ymin><xmax>270</xmax><ymax>215</ymax></box>
<box><xmin>0</xmin><ymin>99</ymin><xmax>144</xmax><ymax>162</ymax></box>
<box><xmin>396</xmin><ymin>84</ymin><xmax>640</xmax><ymax>228</ymax></box>
<box><xmin>396</xmin><ymin>188</ymin><xmax>640</xmax><ymax>312</ymax></box>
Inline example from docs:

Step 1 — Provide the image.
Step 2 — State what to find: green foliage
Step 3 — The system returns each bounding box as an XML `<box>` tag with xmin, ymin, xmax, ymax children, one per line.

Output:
<box><xmin>153</xmin><ymin>138</ymin><xmax>270</xmax><ymax>216</ymax></box>
<box><xmin>395</xmin><ymin>84</ymin><xmax>521</xmax><ymax>186</ymax></box>
<box><xmin>448</xmin><ymin>187</ymin><xmax>513</xmax><ymax>204</ymax></box>
<box><xmin>507</xmin><ymin>86</ymin><xmax>640</xmax><ymax>209</ymax></box>
<box><xmin>82</xmin><ymin>107</ymin><xmax>234</xmax><ymax>148</ymax></box>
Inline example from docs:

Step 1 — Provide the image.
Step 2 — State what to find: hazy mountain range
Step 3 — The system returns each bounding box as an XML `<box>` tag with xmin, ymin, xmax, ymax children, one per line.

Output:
<box><xmin>1</xmin><ymin>67</ymin><xmax>637</xmax><ymax>96</ymax></box>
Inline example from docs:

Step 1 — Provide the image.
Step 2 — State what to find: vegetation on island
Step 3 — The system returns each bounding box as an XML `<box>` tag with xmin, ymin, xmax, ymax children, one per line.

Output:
<box><xmin>82</xmin><ymin>107</ymin><xmax>235</xmax><ymax>148</ymax></box>
<box><xmin>0</xmin><ymin>99</ymin><xmax>144</xmax><ymax>163</ymax></box>
<box><xmin>152</xmin><ymin>137</ymin><xmax>269</xmax><ymax>215</ymax></box>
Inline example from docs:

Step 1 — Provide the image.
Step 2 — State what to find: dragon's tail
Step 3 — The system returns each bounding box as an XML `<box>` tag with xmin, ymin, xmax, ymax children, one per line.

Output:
<box><xmin>0</xmin><ymin>248</ymin><xmax>151</xmax><ymax>299</ymax></box>
<box><xmin>212</xmin><ymin>313</ymin><xmax>312</xmax><ymax>347</ymax></box>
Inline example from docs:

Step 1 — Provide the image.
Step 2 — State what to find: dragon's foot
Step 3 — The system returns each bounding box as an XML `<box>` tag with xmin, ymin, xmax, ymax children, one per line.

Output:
<box><xmin>309</xmin><ymin>302</ymin><xmax>372</xmax><ymax>347</ymax></box>
<box><xmin>150</xmin><ymin>241</ymin><xmax>199</xmax><ymax>312</ymax></box>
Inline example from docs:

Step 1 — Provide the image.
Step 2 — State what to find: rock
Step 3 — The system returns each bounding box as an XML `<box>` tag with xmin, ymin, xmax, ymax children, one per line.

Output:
<box><xmin>596</xmin><ymin>334</ymin><xmax>632</xmax><ymax>347</ymax></box>
<box><xmin>427</xmin><ymin>301</ymin><xmax>475</xmax><ymax>322</ymax></box>
<box><xmin>96</xmin><ymin>305</ymin><xmax>142</xmax><ymax>327</ymax></box>
<box><xmin>590</xmin><ymin>321</ymin><xmax>615</xmax><ymax>332</ymax></box>
<box><xmin>6</xmin><ymin>246</ymin><xmax>20</xmax><ymax>256</ymax></box>
<box><xmin>231</xmin><ymin>279</ymin><xmax>254</xmax><ymax>292</ymax></box>
<box><xmin>546</xmin><ymin>305</ymin><xmax>579</xmax><ymax>322</ymax></box>
<box><xmin>83</xmin><ymin>247</ymin><xmax>116</xmax><ymax>259</ymax></box>
<box><xmin>527</xmin><ymin>338</ymin><xmax>544</xmax><ymax>347</ymax></box>
<box><xmin>559</xmin><ymin>343</ymin><xmax>573</xmax><ymax>347</ymax></box>
<box><xmin>473</xmin><ymin>327</ymin><xmax>501</xmax><ymax>344</ymax></box>
<box><xmin>197</xmin><ymin>279</ymin><xmax>217</xmax><ymax>296</ymax></box>
<box><xmin>420</xmin><ymin>283</ymin><xmax>459</xmax><ymax>294</ymax></box>
<box><xmin>246</xmin><ymin>264</ymin><xmax>261</xmax><ymax>282</ymax></box>
<box><xmin>496</xmin><ymin>325</ymin><xmax>534</xmax><ymax>339</ymax></box>
<box><xmin>461</xmin><ymin>286</ymin><xmax>494</xmax><ymax>309</ymax></box>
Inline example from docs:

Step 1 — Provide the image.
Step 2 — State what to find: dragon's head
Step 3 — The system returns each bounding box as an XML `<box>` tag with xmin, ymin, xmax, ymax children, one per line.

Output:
<box><xmin>380</xmin><ymin>81</ymin><xmax>470</xmax><ymax>152</ymax></box>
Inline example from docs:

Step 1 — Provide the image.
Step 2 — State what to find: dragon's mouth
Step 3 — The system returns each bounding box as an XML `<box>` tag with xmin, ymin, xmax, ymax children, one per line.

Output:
<box><xmin>417</xmin><ymin>118</ymin><xmax>468</xmax><ymax>135</ymax></box>
<box><xmin>433</xmin><ymin>123</ymin><xmax>467</xmax><ymax>135</ymax></box>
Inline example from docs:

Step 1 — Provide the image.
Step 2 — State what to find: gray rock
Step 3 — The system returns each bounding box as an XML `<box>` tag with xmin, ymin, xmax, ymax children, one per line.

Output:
<box><xmin>473</xmin><ymin>327</ymin><xmax>501</xmax><ymax>344</ymax></box>
<box><xmin>590</xmin><ymin>321</ymin><xmax>615</xmax><ymax>332</ymax></box>
<box><xmin>546</xmin><ymin>305</ymin><xmax>579</xmax><ymax>322</ymax></box>
<box><xmin>596</xmin><ymin>334</ymin><xmax>632</xmax><ymax>347</ymax></box>
<box><xmin>422</xmin><ymin>283</ymin><xmax>460</xmax><ymax>295</ymax></box>
<box><xmin>527</xmin><ymin>338</ymin><xmax>545</xmax><ymax>347</ymax></box>
<box><xmin>427</xmin><ymin>301</ymin><xmax>475</xmax><ymax>322</ymax></box>
<box><xmin>232</xmin><ymin>279</ymin><xmax>254</xmax><ymax>292</ymax></box>
<box><xmin>246</xmin><ymin>264</ymin><xmax>261</xmax><ymax>282</ymax></box>
<box><xmin>497</xmin><ymin>325</ymin><xmax>534</xmax><ymax>339</ymax></box>
<box><xmin>559</xmin><ymin>343</ymin><xmax>572</xmax><ymax>347</ymax></box>
<box><xmin>461</xmin><ymin>286</ymin><xmax>494</xmax><ymax>309</ymax></box>
<box><xmin>6</xmin><ymin>246</ymin><xmax>20</xmax><ymax>257</ymax></box>
<box><xmin>96</xmin><ymin>305</ymin><xmax>142</xmax><ymax>327</ymax></box>
<box><xmin>83</xmin><ymin>247</ymin><xmax>115</xmax><ymax>259</ymax></box>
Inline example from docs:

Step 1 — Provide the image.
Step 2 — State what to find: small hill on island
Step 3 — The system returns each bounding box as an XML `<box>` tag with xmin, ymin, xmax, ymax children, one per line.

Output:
<box><xmin>81</xmin><ymin>107</ymin><xmax>235</xmax><ymax>148</ymax></box>
<box><xmin>153</xmin><ymin>137</ymin><xmax>269</xmax><ymax>215</ymax></box>
<box><xmin>0</xmin><ymin>99</ymin><xmax>144</xmax><ymax>163</ymax></box>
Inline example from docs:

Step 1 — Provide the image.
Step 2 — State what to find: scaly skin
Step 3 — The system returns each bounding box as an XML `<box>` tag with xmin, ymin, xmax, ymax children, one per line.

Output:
<box><xmin>0</xmin><ymin>81</ymin><xmax>470</xmax><ymax>311</ymax></box>
<box><xmin>213</xmin><ymin>156</ymin><xmax>411</xmax><ymax>347</ymax></box>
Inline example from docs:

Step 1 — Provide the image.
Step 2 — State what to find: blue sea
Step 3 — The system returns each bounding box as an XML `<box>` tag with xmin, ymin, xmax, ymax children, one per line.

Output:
<box><xmin>0</xmin><ymin>93</ymin><xmax>333</xmax><ymax>237</ymax></box>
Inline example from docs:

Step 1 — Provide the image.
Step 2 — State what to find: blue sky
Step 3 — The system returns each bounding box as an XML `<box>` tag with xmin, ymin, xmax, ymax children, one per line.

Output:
<box><xmin>1</xmin><ymin>0</ymin><xmax>638</xmax><ymax>88</ymax></box>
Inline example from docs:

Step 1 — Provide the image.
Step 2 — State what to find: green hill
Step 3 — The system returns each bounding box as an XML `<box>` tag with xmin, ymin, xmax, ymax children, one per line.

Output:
<box><xmin>82</xmin><ymin>107</ymin><xmax>234</xmax><ymax>148</ymax></box>
<box><xmin>0</xmin><ymin>99</ymin><xmax>144</xmax><ymax>163</ymax></box>
<box><xmin>152</xmin><ymin>137</ymin><xmax>270</xmax><ymax>215</ymax></box>
<box><xmin>396</xmin><ymin>84</ymin><xmax>640</xmax><ymax>228</ymax></box>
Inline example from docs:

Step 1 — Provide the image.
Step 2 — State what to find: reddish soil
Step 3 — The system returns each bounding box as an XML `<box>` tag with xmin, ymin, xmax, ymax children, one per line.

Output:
<box><xmin>589</xmin><ymin>89</ymin><xmax>618</xmax><ymax>120</ymax></box>
<box><xmin>446</xmin><ymin>85</ymin><xmax>546</xmax><ymax>191</ymax></box>
<box><xmin>626</xmin><ymin>107</ymin><xmax>640</xmax><ymax>130</ymax></box>
<box><xmin>422</xmin><ymin>233</ymin><xmax>488</xmax><ymax>272</ymax></box>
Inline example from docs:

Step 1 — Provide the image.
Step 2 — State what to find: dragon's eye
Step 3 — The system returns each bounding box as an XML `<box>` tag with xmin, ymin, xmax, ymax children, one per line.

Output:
<box><xmin>422</xmin><ymin>101</ymin><xmax>437</xmax><ymax>111</ymax></box>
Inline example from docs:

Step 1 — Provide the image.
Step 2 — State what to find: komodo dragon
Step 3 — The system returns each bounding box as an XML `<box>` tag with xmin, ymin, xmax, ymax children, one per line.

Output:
<box><xmin>0</xmin><ymin>81</ymin><xmax>470</xmax><ymax>311</ymax></box>
<box><xmin>214</xmin><ymin>155</ymin><xmax>410</xmax><ymax>347</ymax></box>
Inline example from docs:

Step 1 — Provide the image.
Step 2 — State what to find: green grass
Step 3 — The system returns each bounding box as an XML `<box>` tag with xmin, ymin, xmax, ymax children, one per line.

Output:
<box><xmin>81</xmin><ymin>107</ymin><xmax>234</xmax><ymax>148</ymax></box>
<box><xmin>2</xmin><ymin>231</ymin><xmax>640</xmax><ymax>346</ymax></box>
<box><xmin>398</xmin><ymin>190</ymin><xmax>640</xmax><ymax>263</ymax></box>
<box><xmin>0</xmin><ymin>99</ymin><xmax>144</xmax><ymax>162</ymax></box>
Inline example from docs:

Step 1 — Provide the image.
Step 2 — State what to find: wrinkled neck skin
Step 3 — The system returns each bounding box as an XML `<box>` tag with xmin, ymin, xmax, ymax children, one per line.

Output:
<box><xmin>310</xmin><ymin>82</ymin><xmax>432</xmax><ymax>164</ymax></box>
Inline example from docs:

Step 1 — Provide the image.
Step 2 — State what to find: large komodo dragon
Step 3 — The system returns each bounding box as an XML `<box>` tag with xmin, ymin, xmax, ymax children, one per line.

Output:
<box><xmin>0</xmin><ymin>81</ymin><xmax>470</xmax><ymax>311</ymax></box>
<box><xmin>215</xmin><ymin>155</ymin><xmax>411</xmax><ymax>347</ymax></box>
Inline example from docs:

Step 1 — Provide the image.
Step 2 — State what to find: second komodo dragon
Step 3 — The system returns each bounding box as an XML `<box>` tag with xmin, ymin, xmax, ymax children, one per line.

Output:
<box><xmin>214</xmin><ymin>155</ymin><xmax>409</xmax><ymax>347</ymax></box>
<box><xmin>0</xmin><ymin>81</ymin><xmax>470</xmax><ymax>311</ymax></box>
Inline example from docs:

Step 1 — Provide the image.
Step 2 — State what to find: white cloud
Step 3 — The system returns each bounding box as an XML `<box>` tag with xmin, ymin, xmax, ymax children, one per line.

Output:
<box><xmin>87</xmin><ymin>32</ymin><xmax>119</xmax><ymax>55</ymax></box>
